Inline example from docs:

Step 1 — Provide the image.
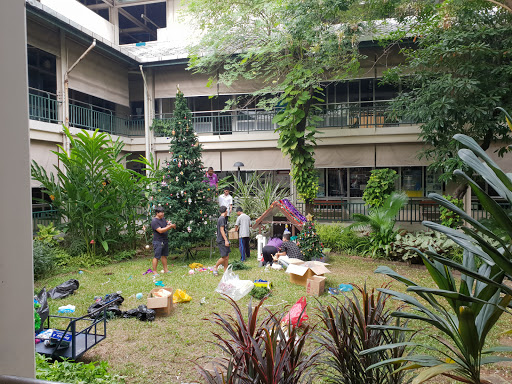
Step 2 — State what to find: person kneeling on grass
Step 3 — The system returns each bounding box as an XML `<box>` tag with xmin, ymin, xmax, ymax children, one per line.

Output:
<box><xmin>151</xmin><ymin>206</ymin><xmax>176</xmax><ymax>276</ymax></box>
<box><xmin>273</xmin><ymin>232</ymin><xmax>304</xmax><ymax>263</ymax></box>
<box><xmin>213</xmin><ymin>205</ymin><xmax>230</xmax><ymax>276</ymax></box>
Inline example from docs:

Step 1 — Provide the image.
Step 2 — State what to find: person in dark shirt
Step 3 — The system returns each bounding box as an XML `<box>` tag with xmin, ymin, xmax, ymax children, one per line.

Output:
<box><xmin>213</xmin><ymin>205</ymin><xmax>230</xmax><ymax>276</ymax></box>
<box><xmin>274</xmin><ymin>233</ymin><xmax>304</xmax><ymax>262</ymax></box>
<box><xmin>150</xmin><ymin>206</ymin><xmax>176</xmax><ymax>276</ymax></box>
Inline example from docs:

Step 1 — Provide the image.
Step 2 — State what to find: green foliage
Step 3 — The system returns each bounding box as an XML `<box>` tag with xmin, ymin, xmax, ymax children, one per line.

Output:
<box><xmin>35</xmin><ymin>223</ymin><xmax>61</xmax><ymax>246</ymax></box>
<box><xmin>249</xmin><ymin>286</ymin><xmax>271</xmax><ymax>300</ymax></box>
<box><xmin>149</xmin><ymin>90</ymin><xmax>217</xmax><ymax>253</ymax></box>
<box><xmin>346</xmin><ymin>192</ymin><xmax>409</xmax><ymax>258</ymax></box>
<box><xmin>316</xmin><ymin>224</ymin><xmax>369</xmax><ymax>255</ymax></box>
<box><xmin>197</xmin><ymin>296</ymin><xmax>318</xmax><ymax>383</ymax></box>
<box><xmin>382</xmin><ymin>0</ymin><xmax>512</xmax><ymax>183</ymax></box>
<box><xmin>439</xmin><ymin>195</ymin><xmax>464</xmax><ymax>228</ymax></box>
<box><xmin>315</xmin><ymin>283</ymin><xmax>413</xmax><ymax>384</ymax></box>
<box><xmin>230</xmin><ymin>172</ymin><xmax>290</xmax><ymax>221</ymax></box>
<box><xmin>186</xmin><ymin>0</ymin><xmax>363</xmax><ymax>205</ymax></box>
<box><xmin>389</xmin><ymin>231</ymin><xmax>459</xmax><ymax>262</ymax></box>
<box><xmin>31</xmin><ymin>126</ymin><xmax>149</xmax><ymax>257</ymax></box>
<box><xmin>230</xmin><ymin>260</ymin><xmax>250</xmax><ymax>271</ymax></box>
<box><xmin>34</xmin><ymin>301</ymin><xmax>41</xmax><ymax>331</ymax></box>
<box><xmin>373</xmin><ymin>130</ymin><xmax>512</xmax><ymax>383</ymax></box>
<box><xmin>362</xmin><ymin>168</ymin><xmax>398</xmax><ymax>208</ymax></box>
<box><xmin>33</xmin><ymin>240</ymin><xmax>55</xmax><ymax>279</ymax></box>
<box><xmin>36</xmin><ymin>353</ymin><xmax>124</xmax><ymax>384</ymax></box>
<box><xmin>113</xmin><ymin>249</ymin><xmax>137</xmax><ymax>262</ymax></box>
<box><xmin>297</xmin><ymin>221</ymin><xmax>323</xmax><ymax>261</ymax></box>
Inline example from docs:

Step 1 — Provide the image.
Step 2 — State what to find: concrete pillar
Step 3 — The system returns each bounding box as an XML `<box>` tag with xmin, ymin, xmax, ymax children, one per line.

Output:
<box><xmin>166</xmin><ymin>0</ymin><xmax>175</xmax><ymax>28</ymax></box>
<box><xmin>109</xmin><ymin>6</ymin><xmax>119</xmax><ymax>45</ymax></box>
<box><xmin>0</xmin><ymin>0</ymin><xmax>36</xmax><ymax>379</ymax></box>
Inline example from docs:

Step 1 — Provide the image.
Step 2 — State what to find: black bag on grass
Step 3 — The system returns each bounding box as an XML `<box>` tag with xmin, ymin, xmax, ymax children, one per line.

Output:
<box><xmin>35</xmin><ymin>288</ymin><xmax>49</xmax><ymax>331</ymax></box>
<box><xmin>48</xmin><ymin>279</ymin><xmax>80</xmax><ymax>299</ymax></box>
<box><xmin>122</xmin><ymin>305</ymin><xmax>155</xmax><ymax>322</ymax></box>
<box><xmin>88</xmin><ymin>293</ymin><xmax>124</xmax><ymax>319</ymax></box>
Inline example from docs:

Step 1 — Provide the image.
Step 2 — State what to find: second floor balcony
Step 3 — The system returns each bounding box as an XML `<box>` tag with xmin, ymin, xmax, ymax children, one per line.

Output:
<box><xmin>28</xmin><ymin>87</ymin><xmax>417</xmax><ymax>137</ymax></box>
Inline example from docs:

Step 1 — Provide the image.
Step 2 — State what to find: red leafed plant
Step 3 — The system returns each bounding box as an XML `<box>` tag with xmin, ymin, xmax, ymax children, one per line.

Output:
<box><xmin>196</xmin><ymin>295</ymin><xmax>319</xmax><ymax>384</ymax></box>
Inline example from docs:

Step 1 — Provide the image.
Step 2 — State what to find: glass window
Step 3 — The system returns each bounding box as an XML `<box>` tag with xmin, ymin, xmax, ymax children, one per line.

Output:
<box><xmin>327</xmin><ymin>168</ymin><xmax>347</xmax><ymax>197</ymax></box>
<box><xmin>424</xmin><ymin>168</ymin><xmax>443</xmax><ymax>196</ymax></box>
<box><xmin>401</xmin><ymin>167</ymin><xmax>423</xmax><ymax>197</ymax></box>
<box><xmin>349</xmin><ymin>167</ymin><xmax>372</xmax><ymax>198</ymax></box>
<box><xmin>317</xmin><ymin>169</ymin><xmax>326</xmax><ymax>198</ymax></box>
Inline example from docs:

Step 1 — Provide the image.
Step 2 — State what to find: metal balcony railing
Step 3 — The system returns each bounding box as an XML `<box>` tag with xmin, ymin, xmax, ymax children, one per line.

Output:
<box><xmin>28</xmin><ymin>88</ymin><xmax>61</xmax><ymax>123</ymax></box>
<box><xmin>153</xmin><ymin>100</ymin><xmax>417</xmax><ymax>136</ymax></box>
<box><xmin>294</xmin><ymin>199</ymin><xmax>509</xmax><ymax>223</ymax></box>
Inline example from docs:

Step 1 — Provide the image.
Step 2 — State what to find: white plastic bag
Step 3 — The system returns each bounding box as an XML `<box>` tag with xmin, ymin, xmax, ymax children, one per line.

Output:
<box><xmin>215</xmin><ymin>265</ymin><xmax>255</xmax><ymax>301</ymax></box>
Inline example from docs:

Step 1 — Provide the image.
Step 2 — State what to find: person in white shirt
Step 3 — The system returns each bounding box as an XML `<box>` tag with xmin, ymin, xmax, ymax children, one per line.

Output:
<box><xmin>218</xmin><ymin>188</ymin><xmax>233</xmax><ymax>216</ymax></box>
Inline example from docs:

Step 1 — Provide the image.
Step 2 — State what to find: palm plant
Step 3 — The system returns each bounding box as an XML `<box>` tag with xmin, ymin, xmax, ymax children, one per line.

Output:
<box><xmin>196</xmin><ymin>296</ymin><xmax>318</xmax><ymax>384</ymax></box>
<box><xmin>315</xmin><ymin>283</ymin><xmax>414</xmax><ymax>384</ymax></box>
<box><xmin>367</xmin><ymin>127</ymin><xmax>512</xmax><ymax>384</ymax></box>
<box><xmin>345</xmin><ymin>192</ymin><xmax>408</xmax><ymax>258</ymax></box>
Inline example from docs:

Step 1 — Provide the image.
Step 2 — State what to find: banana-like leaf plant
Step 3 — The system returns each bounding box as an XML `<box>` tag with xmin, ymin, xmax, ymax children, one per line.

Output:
<box><xmin>366</xmin><ymin>126</ymin><xmax>512</xmax><ymax>384</ymax></box>
<box><xmin>345</xmin><ymin>192</ymin><xmax>409</xmax><ymax>258</ymax></box>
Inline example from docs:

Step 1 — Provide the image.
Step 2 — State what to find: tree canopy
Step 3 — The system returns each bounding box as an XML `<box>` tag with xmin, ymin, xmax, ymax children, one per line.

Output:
<box><xmin>380</xmin><ymin>0</ymin><xmax>512</xmax><ymax>189</ymax></box>
<box><xmin>185</xmin><ymin>0</ymin><xmax>363</xmax><ymax>205</ymax></box>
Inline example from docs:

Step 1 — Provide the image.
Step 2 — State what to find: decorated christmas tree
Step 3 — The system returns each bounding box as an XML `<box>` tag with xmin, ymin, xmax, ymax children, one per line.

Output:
<box><xmin>297</xmin><ymin>221</ymin><xmax>323</xmax><ymax>261</ymax></box>
<box><xmin>149</xmin><ymin>89</ymin><xmax>217</xmax><ymax>256</ymax></box>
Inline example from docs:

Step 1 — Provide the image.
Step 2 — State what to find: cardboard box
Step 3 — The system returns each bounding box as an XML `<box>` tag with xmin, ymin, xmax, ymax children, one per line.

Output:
<box><xmin>306</xmin><ymin>275</ymin><xmax>326</xmax><ymax>296</ymax></box>
<box><xmin>228</xmin><ymin>228</ymin><xmax>238</xmax><ymax>240</ymax></box>
<box><xmin>147</xmin><ymin>287</ymin><xmax>174</xmax><ymax>316</ymax></box>
<box><xmin>286</xmin><ymin>261</ymin><xmax>331</xmax><ymax>287</ymax></box>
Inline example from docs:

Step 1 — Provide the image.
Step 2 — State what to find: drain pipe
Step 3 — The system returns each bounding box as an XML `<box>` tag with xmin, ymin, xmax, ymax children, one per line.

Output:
<box><xmin>63</xmin><ymin>39</ymin><xmax>96</xmax><ymax>152</ymax></box>
<box><xmin>140</xmin><ymin>65</ymin><xmax>151</xmax><ymax>175</ymax></box>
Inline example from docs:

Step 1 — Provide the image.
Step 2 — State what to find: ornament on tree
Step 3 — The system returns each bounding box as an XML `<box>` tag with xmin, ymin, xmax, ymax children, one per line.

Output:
<box><xmin>187</xmin><ymin>226</ymin><xmax>192</xmax><ymax>233</ymax></box>
<box><xmin>172</xmin><ymin>130</ymin><xmax>175</xmax><ymax>135</ymax></box>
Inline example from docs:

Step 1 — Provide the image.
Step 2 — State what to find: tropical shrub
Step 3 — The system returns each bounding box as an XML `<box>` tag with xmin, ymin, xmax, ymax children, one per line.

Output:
<box><xmin>35</xmin><ymin>223</ymin><xmax>61</xmax><ymax>246</ymax></box>
<box><xmin>31</xmin><ymin>126</ymin><xmax>149</xmax><ymax>257</ymax></box>
<box><xmin>372</xmin><ymin>131</ymin><xmax>512</xmax><ymax>384</ymax></box>
<box><xmin>317</xmin><ymin>224</ymin><xmax>369</xmax><ymax>255</ymax></box>
<box><xmin>36</xmin><ymin>353</ymin><xmax>124</xmax><ymax>384</ymax></box>
<box><xmin>346</xmin><ymin>192</ymin><xmax>408</xmax><ymax>258</ymax></box>
<box><xmin>33</xmin><ymin>240</ymin><xmax>55</xmax><ymax>279</ymax></box>
<box><xmin>389</xmin><ymin>231</ymin><xmax>459</xmax><ymax>263</ymax></box>
<box><xmin>197</xmin><ymin>296</ymin><xmax>318</xmax><ymax>383</ymax></box>
<box><xmin>362</xmin><ymin>168</ymin><xmax>398</xmax><ymax>208</ymax></box>
<box><xmin>315</xmin><ymin>283</ymin><xmax>413</xmax><ymax>384</ymax></box>
<box><xmin>439</xmin><ymin>195</ymin><xmax>464</xmax><ymax>229</ymax></box>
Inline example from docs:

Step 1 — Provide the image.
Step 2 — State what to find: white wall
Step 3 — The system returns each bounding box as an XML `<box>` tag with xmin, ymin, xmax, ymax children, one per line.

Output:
<box><xmin>0</xmin><ymin>0</ymin><xmax>36</xmax><ymax>379</ymax></box>
<box><xmin>41</xmin><ymin>0</ymin><xmax>115</xmax><ymax>43</ymax></box>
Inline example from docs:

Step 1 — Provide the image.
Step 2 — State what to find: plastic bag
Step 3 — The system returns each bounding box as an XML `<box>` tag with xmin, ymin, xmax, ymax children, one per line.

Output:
<box><xmin>215</xmin><ymin>265</ymin><xmax>255</xmax><ymax>301</ymax></box>
<box><xmin>122</xmin><ymin>305</ymin><xmax>155</xmax><ymax>322</ymax></box>
<box><xmin>87</xmin><ymin>292</ymin><xmax>124</xmax><ymax>319</ymax></box>
<box><xmin>281</xmin><ymin>297</ymin><xmax>308</xmax><ymax>327</ymax></box>
<box><xmin>173</xmin><ymin>289</ymin><xmax>192</xmax><ymax>303</ymax></box>
<box><xmin>35</xmin><ymin>288</ymin><xmax>49</xmax><ymax>329</ymax></box>
<box><xmin>48</xmin><ymin>279</ymin><xmax>79</xmax><ymax>299</ymax></box>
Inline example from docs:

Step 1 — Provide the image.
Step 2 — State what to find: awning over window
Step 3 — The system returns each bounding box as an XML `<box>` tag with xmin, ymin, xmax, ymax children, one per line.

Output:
<box><xmin>67</xmin><ymin>40</ymin><xmax>130</xmax><ymax>107</ymax></box>
<box><xmin>221</xmin><ymin>149</ymin><xmax>291</xmax><ymax>171</ymax></box>
<box><xmin>154</xmin><ymin>65</ymin><xmax>261</xmax><ymax>99</ymax></box>
<box><xmin>376</xmin><ymin>143</ymin><xmax>430</xmax><ymax>167</ymax></box>
<box><xmin>314</xmin><ymin>145</ymin><xmax>375</xmax><ymax>168</ymax></box>
<box><xmin>486</xmin><ymin>142</ymin><xmax>512</xmax><ymax>173</ymax></box>
<box><xmin>30</xmin><ymin>140</ymin><xmax>59</xmax><ymax>188</ymax></box>
<box><xmin>201</xmin><ymin>151</ymin><xmax>221</xmax><ymax>171</ymax></box>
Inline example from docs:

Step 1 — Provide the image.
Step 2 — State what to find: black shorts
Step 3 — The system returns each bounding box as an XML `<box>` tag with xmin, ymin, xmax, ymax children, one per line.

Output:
<box><xmin>217</xmin><ymin>242</ymin><xmax>230</xmax><ymax>257</ymax></box>
<box><xmin>153</xmin><ymin>241</ymin><xmax>169</xmax><ymax>259</ymax></box>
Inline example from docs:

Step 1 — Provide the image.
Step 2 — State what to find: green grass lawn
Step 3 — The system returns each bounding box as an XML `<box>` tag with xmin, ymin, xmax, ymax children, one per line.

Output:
<box><xmin>35</xmin><ymin>247</ymin><xmax>512</xmax><ymax>384</ymax></box>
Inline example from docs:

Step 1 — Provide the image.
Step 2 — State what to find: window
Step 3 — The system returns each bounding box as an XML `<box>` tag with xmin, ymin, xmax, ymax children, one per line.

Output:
<box><xmin>401</xmin><ymin>167</ymin><xmax>423</xmax><ymax>197</ymax></box>
<box><xmin>349</xmin><ymin>168</ymin><xmax>372</xmax><ymax>198</ymax></box>
<box><xmin>327</xmin><ymin>169</ymin><xmax>347</xmax><ymax>197</ymax></box>
<box><xmin>317</xmin><ymin>169</ymin><xmax>326</xmax><ymax>198</ymax></box>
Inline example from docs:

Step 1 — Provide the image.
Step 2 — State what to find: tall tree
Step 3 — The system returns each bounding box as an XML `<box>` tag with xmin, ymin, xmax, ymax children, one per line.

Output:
<box><xmin>185</xmin><ymin>0</ymin><xmax>362</xmax><ymax>211</ymax></box>
<box><xmin>380</xmin><ymin>0</ymin><xmax>512</xmax><ymax>195</ymax></box>
<box><xmin>150</xmin><ymin>90</ymin><xmax>217</xmax><ymax>256</ymax></box>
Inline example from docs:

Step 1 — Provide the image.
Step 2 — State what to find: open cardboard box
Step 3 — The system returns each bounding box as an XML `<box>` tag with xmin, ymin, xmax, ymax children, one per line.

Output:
<box><xmin>147</xmin><ymin>287</ymin><xmax>174</xmax><ymax>316</ymax></box>
<box><xmin>286</xmin><ymin>260</ymin><xmax>331</xmax><ymax>287</ymax></box>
